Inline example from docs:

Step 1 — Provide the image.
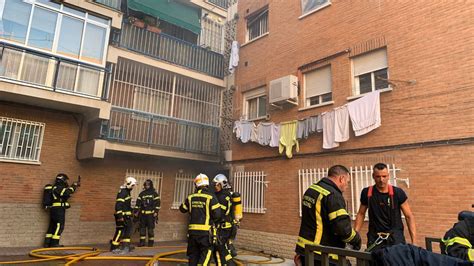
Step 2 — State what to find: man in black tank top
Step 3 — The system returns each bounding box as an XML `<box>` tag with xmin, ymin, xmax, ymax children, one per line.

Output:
<box><xmin>354</xmin><ymin>163</ymin><xmax>417</xmax><ymax>251</ymax></box>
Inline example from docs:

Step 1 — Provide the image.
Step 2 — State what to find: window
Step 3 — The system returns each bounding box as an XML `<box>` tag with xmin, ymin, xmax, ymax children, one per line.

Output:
<box><xmin>171</xmin><ymin>172</ymin><xmax>195</xmax><ymax>209</ymax></box>
<box><xmin>243</xmin><ymin>87</ymin><xmax>267</xmax><ymax>120</ymax></box>
<box><xmin>304</xmin><ymin>65</ymin><xmax>332</xmax><ymax>107</ymax></box>
<box><xmin>127</xmin><ymin>169</ymin><xmax>163</xmax><ymax>207</ymax></box>
<box><xmin>352</xmin><ymin>48</ymin><xmax>389</xmax><ymax>95</ymax></box>
<box><xmin>200</xmin><ymin>15</ymin><xmax>224</xmax><ymax>53</ymax></box>
<box><xmin>301</xmin><ymin>0</ymin><xmax>330</xmax><ymax>15</ymax></box>
<box><xmin>233</xmin><ymin>171</ymin><xmax>267</xmax><ymax>213</ymax></box>
<box><xmin>0</xmin><ymin>116</ymin><xmax>45</xmax><ymax>163</ymax></box>
<box><xmin>0</xmin><ymin>0</ymin><xmax>110</xmax><ymax>65</ymax></box>
<box><xmin>246</xmin><ymin>8</ymin><xmax>268</xmax><ymax>42</ymax></box>
<box><xmin>133</xmin><ymin>87</ymin><xmax>171</xmax><ymax>116</ymax></box>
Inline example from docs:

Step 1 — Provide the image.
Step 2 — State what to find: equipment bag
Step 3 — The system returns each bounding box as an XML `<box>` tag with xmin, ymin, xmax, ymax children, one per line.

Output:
<box><xmin>42</xmin><ymin>184</ymin><xmax>54</xmax><ymax>209</ymax></box>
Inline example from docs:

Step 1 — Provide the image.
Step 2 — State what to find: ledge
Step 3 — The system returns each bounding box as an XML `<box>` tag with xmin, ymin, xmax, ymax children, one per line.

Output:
<box><xmin>298</xmin><ymin>101</ymin><xmax>334</xmax><ymax>111</ymax></box>
<box><xmin>347</xmin><ymin>87</ymin><xmax>393</xmax><ymax>101</ymax></box>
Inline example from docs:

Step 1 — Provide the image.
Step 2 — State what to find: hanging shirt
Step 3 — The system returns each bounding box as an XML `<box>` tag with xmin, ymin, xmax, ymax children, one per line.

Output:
<box><xmin>322</xmin><ymin>111</ymin><xmax>339</xmax><ymax>149</ymax></box>
<box><xmin>316</xmin><ymin>115</ymin><xmax>323</xmax><ymax>133</ymax></box>
<box><xmin>256</xmin><ymin>122</ymin><xmax>273</xmax><ymax>146</ymax></box>
<box><xmin>279</xmin><ymin>121</ymin><xmax>299</xmax><ymax>158</ymax></box>
<box><xmin>297</xmin><ymin>119</ymin><xmax>309</xmax><ymax>140</ymax></box>
<box><xmin>334</xmin><ymin>105</ymin><xmax>350</xmax><ymax>143</ymax></box>
<box><xmin>228</xmin><ymin>41</ymin><xmax>239</xmax><ymax>74</ymax></box>
<box><xmin>269</xmin><ymin>123</ymin><xmax>280</xmax><ymax>148</ymax></box>
<box><xmin>308</xmin><ymin>116</ymin><xmax>318</xmax><ymax>134</ymax></box>
<box><xmin>347</xmin><ymin>91</ymin><xmax>381</xmax><ymax>136</ymax></box>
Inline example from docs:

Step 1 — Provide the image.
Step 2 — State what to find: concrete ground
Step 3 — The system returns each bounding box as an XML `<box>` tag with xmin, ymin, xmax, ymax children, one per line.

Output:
<box><xmin>0</xmin><ymin>241</ymin><xmax>295</xmax><ymax>265</ymax></box>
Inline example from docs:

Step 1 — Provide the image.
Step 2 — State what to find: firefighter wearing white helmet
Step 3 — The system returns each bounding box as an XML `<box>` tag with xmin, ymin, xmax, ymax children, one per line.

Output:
<box><xmin>180</xmin><ymin>173</ymin><xmax>222</xmax><ymax>266</ymax></box>
<box><xmin>110</xmin><ymin>176</ymin><xmax>137</xmax><ymax>254</ymax></box>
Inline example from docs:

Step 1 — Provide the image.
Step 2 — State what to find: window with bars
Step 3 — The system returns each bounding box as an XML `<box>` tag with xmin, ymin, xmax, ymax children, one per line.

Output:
<box><xmin>246</xmin><ymin>8</ymin><xmax>268</xmax><ymax>42</ymax></box>
<box><xmin>303</xmin><ymin>65</ymin><xmax>333</xmax><ymax>107</ymax></box>
<box><xmin>0</xmin><ymin>116</ymin><xmax>45</xmax><ymax>163</ymax></box>
<box><xmin>298</xmin><ymin>164</ymin><xmax>408</xmax><ymax>219</ymax></box>
<box><xmin>352</xmin><ymin>48</ymin><xmax>389</xmax><ymax>95</ymax></box>
<box><xmin>233</xmin><ymin>171</ymin><xmax>267</xmax><ymax>214</ymax></box>
<box><xmin>171</xmin><ymin>172</ymin><xmax>196</xmax><ymax>209</ymax></box>
<box><xmin>200</xmin><ymin>16</ymin><xmax>224</xmax><ymax>54</ymax></box>
<box><xmin>127</xmin><ymin>169</ymin><xmax>163</xmax><ymax>207</ymax></box>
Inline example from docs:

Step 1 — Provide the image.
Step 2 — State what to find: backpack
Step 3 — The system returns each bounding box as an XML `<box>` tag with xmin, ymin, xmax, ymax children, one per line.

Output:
<box><xmin>43</xmin><ymin>184</ymin><xmax>54</xmax><ymax>209</ymax></box>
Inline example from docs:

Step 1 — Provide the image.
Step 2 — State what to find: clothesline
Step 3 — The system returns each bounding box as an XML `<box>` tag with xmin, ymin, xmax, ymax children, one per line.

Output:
<box><xmin>233</xmin><ymin>90</ymin><xmax>382</xmax><ymax>158</ymax></box>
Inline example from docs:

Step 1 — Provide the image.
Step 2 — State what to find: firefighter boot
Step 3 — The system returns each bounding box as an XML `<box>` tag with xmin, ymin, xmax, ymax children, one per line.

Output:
<box><xmin>148</xmin><ymin>240</ymin><xmax>154</xmax><ymax>247</ymax></box>
<box><xmin>138</xmin><ymin>238</ymin><xmax>146</xmax><ymax>247</ymax></box>
<box><xmin>43</xmin><ymin>238</ymin><xmax>51</xmax><ymax>248</ymax></box>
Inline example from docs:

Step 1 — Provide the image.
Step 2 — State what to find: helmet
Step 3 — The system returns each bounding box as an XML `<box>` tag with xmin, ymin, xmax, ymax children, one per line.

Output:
<box><xmin>144</xmin><ymin>179</ymin><xmax>154</xmax><ymax>189</ymax></box>
<box><xmin>125</xmin><ymin>176</ymin><xmax>137</xmax><ymax>189</ymax></box>
<box><xmin>213</xmin><ymin>174</ymin><xmax>231</xmax><ymax>189</ymax></box>
<box><xmin>194</xmin><ymin>173</ymin><xmax>209</xmax><ymax>188</ymax></box>
<box><xmin>56</xmin><ymin>173</ymin><xmax>69</xmax><ymax>181</ymax></box>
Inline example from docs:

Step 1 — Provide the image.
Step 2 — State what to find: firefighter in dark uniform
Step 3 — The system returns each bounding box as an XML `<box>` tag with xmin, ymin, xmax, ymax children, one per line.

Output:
<box><xmin>44</xmin><ymin>173</ymin><xmax>79</xmax><ymax>247</ymax></box>
<box><xmin>212</xmin><ymin>174</ymin><xmax>236</xmax><ymax>265</ymax></box>
<box><xmin>295</xmin><ymin>165</ymin><xmax>361</xmax><ymax>266</ymax></box>
<box><xmin>110</xmin><ymin>176</ymin><xmax>137</xmax><ymax>254</ymax></box>
<box><xmin>134</xmin><ymin>179</ymin><xmax>161</xmax><ymax>247</ymax></box>
<box><xmin>180</xmin><ymin>173</ymin><xmax>222</xmax><ymax>266</ymax></box>
<box><xmin>441</xmin><ymin>211</ymin><xmax>474</xmax><ymax>262</ymax></box>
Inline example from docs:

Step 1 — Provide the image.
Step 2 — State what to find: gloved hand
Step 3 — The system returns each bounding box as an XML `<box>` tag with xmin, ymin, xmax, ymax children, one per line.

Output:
<box><xmin>349</xmin><ymin>232</ymin><xmax>362</xmax><ymax>251</ymax></box>
<box><xmin>71</xmin><ymin>182</ymin><xmax>79</xmax><ymax>190</ymax></box>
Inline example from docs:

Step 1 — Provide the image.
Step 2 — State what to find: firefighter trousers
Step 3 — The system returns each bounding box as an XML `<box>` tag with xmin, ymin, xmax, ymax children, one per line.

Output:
<box><xmin>111</xmin><ymin>216</ymin><xmax>133</xmax><ymax>250</ymax></box>
<box><xmin>44</xmin><ymin>207</ymin><xmax>66</xmax><ymax>247</ymax></box>
<box><xmin>139</xmin><ymin>214</ymin><xmax>155</xmax><ymax>246</ymax></box>
<box><xmin>187</xmin><ymin>234</ymin><xmax>213</xmax><ymax>266</ymax></box>
<box><xmin>214</xmin><ymin>228</ymin><xmax>234</xmax><ymax>265</ymax></box>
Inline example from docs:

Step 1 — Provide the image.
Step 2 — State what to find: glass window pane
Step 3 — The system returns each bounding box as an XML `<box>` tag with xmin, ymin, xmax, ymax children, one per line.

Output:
<box><xmin>62</xmin><ymin>6</ymin><xmax>85</xmax><ymax>18</ymax></box>
<box><xmin>309</xmin><ymin>96</ymin><xmax>320</xmax><ymax>106</ymax></box>
<box><xmin>57</xmin><ymin>16</ymin><xmax>83</xmax><ymax>58</ymax></box>
<box><xmin>0</xmin><ymin>0</ymin><xmax>32</xmax><ymax>43</ymax></box>
<box><xmin>301</xmin><ymin>0</ymin><xmax>328</xmax><ymax>14</ymax></box>
<box><xmin>36</xmin><ymin>0</ymin><xmax>60</xmax><ymax>9</ymax></box>
<box><xmin>76</xmin><ymin>67</ymin><xmax>101</xmax><ymax>96</ymax></box>
<box><xmin>28</xmin><ymin>7</ymin><xmax>58</xmax><ymax>50</ymax></box>
<box><xmin>358</xmin><ymin>73</ymin><xmax>372</xmax><ymax>94</ymax></box>
<box><xmin>82</xmin><ymin>23</ymin><xmax>106</xmax><ymax>63</ymax></box>
<box><xmin>258</xmin><ymin>96</ymin><xmax>266</xmax><ymax>117</ymax></box>
<box><xmin>88</xmin><ymin>14</ymin><xmax>109</xmax><ymax>25</ymax></box>
<box><xmin>321</xmin><ymin>92</ymin><xmax>332</xmax><ymax>102</ymax></box>
<box><xmin>248</xmin><ymin>98</ymin><xmax>258</xmax><ymax>119</ymax></box>
<box><xmin>374</xmin><ymin>68</ymin><xmax>389</xmax><ymax>90</ymax></box>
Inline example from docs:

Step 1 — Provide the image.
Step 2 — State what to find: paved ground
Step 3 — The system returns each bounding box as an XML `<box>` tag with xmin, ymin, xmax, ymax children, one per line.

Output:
<box><xmin>0</xmin><ymin>241</ymin><xmax>295</xmax><ymax>266</ymax></box>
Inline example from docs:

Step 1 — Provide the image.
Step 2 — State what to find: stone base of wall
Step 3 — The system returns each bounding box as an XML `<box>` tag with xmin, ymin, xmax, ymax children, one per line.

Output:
<box><xmin>234</xmin><ymin>229</ymin><xmax>296</xmax><ymax>258</ymax></box>
<box><xmin>0</xmin><ymin>204</ymin><xmax>187</xmax><ymax>247</ymax></box>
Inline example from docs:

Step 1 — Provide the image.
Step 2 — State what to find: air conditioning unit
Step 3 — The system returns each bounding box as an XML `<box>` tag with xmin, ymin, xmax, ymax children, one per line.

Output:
<box><xmin>269</xmin><ymin>75</ymin><xmax>298</xmax><ymax>105</ymax></box>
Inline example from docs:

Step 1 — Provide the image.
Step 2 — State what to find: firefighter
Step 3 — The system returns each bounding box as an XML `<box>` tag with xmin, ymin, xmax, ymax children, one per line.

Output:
<box><xmin>111</xmin><ymin>176</ymin><xmax>137</xmax><ymax>254</ymax></box>
<box><xmin>212</xmin><ymin>174</ymin><xmax>236</xmax><ymax>265</ymax></box>
<box><xmin>180</xmin><ymin>173</ymin><xmax>222</xmax><ymax>266</ymax></box>
<box><xmin>295</xmin><ymin>165</ymin><xmax>361</xmax><ymax>266</ymax></box>
<box><xmin>441</xmin><ymin>211</ymin><xmax>474</xmax><ymax>262</ymax></box>
<box><xmin>43</xmin><ymin>173</ymin><xmax>79</xmax><ymax>247</ymax></box>
<box><xmin>134</xmin><ymin>179</ymin><xmax>161</xmax><ymax>247</ymax></box>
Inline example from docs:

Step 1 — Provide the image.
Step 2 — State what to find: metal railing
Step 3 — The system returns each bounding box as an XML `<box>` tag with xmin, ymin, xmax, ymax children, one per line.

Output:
<box><xmin>207</xmin><ymin>0</ymin><xmax>230</xmax><ymax>9</ymax></box>
<box><xmin>113</xmin><ymin>21</ymin><xmax>225</xmax><ymax>78</ymax></box>
<box><xmin>93</xmin><ymin>0</ymin><xmax>122</xmax><ymax>10</ymax></box>
<box><xmin>0</xmin><ymin>41</ymin><xmax>110</xmax><ymax>100</ymax></box>
<box><xmin>304</xmin><ymin>245</ymin><xmax>373</xmax><ymax>266</ymax></box>
<box><xmin>101</xmin><ymin>107</ymin><xmax>220</xmax><ymax>155</ymax></box>
<box><xmin>233</xmin><ymin>171</ymin><xmax>267</xmax><ymax>214</ymax></box>
<box><xmin>171</xmin><ymin>173</ymin><xmax>195</xmax><ymax>209</ymax></box>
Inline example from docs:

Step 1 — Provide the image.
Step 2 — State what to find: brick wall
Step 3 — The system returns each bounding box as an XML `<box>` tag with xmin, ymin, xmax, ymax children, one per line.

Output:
<box><xmin>0</xmin><ymin>102</ymin><xmax>214</xmax><ymax>247</ymax></box>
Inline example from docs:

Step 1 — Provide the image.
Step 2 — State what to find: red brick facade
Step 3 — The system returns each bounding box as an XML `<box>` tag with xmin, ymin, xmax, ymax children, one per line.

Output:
<box><xmin>231</xmin><ymin>0</ymin><xmax>474</xmax><ymax>254</ymax></box>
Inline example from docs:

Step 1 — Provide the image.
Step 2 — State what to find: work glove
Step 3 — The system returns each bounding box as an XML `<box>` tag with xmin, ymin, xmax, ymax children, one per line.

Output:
<box><xmin>349</xmin><ymin>232</ymin><xmax>362</xmax><ymax>251</ymax></box>
<box><xmin>71</xmin><ymin>182</ymin><xmax>79</xmax><ymax>191</ymax></box>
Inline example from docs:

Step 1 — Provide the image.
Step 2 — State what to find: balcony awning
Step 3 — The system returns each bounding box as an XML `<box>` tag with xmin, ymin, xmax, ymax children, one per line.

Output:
<box><xmin>128</xmin><ymin>0</ymin><xmax>201</xmax><ymax>34</ymax></box>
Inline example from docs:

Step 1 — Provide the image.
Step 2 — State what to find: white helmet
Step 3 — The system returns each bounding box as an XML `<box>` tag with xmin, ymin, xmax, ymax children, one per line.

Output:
<box><xmin>213</xmin><ymin>174</ymin><xmax>231</xmax><ymax>189</ymax></box>
<box><xmin>194</xmin><ymin>173</ymin><xmax>209</xmax><ymax>188</ymax></box>
<box><xmin>125</xmin><ymin>176</ymin><xmax>137</xmax><ymax>189</ymax></box>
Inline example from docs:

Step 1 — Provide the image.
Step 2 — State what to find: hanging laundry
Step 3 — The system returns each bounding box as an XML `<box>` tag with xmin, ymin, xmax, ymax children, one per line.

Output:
<box><xmin>233</xmin><ymin>120</ymin><xmax>242</xmax><ymax>139</ymax></box>
<box><xmin>269</xmin><ymin>123</ymin><xmax>280</xmax><ymax>148</ymax></box>
<box><xmin>279</xmin><ymin>121</ymin><xmax>299</xmax><ymax>158</ymax></box>
<box><xmin>334</xmin><ymin>105</ymin><xmax>350</xmax><ymax>142</ymax></box>
<box><xmin>233</xmin><ymin>120</ymin><xmax>255</xmax><ymax>143</ymax></box>
<box><xmin>347</xmin><ymin>91</ymin><xmax>381</xmax><ymax>136</ymax></box>
<box><xmin>308</xmin><ymin>116</ymin><xmax>318</xmax><ymax>134</ymax></box>
<box><xmin>251</xmin><ymin>123</ymin><xmax>258</xmax><ymax>143</ymax></box>
<box><xmin>228</xmin><ymin>41</ymin><xmax>239</xmax><ymax>74</ymax></box>
<box><xmin>316</xmin><ymin>115</ymin><xmax>323</xmax><ymax>133</ymax></box>
<box><xmin>322</xmin><ymin>111</ymin><xmax>339</xmax><ymax>149</ymax></box>
<box><xmin>256</xmin><ymin>122</ymin><xmax>273</xmax><ymax>146</ymax></box>
<box><xmin>297</xmin><ymin>119</ymin><xmax>310</xmax><ymax>140</ymax></box>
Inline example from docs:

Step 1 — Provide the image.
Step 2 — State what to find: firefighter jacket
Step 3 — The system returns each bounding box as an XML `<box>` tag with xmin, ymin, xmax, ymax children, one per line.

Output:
<box><xmin>442</xmin><ymin>217</ymin><xmax>474</xmax><ymax>262</ymax></box>
<box><xmin>179</xmin><ymin>187</ymin><xmax>222</xmax><ymax>236</ymax></box>
<box><xmin>296</xmin><ymin>178</ymin><xmax>361</xmax><ymax>257</ymax></box>
<box><xmin>52</xmin><ymin>180</ymin><xmax>77</xmax><ymax>208</ymax></box>
<box><xmin>216</xmin><ymin>189</ymin><xmax>233</xmax><ymax>229</ymax></box>
<box><xmin>135</xmin><ymin>188</ymin><xmax>161</xmax><ymax>215</ymax></box>
<box><xmin>115</xmin><ymin>186</ymin><xmax>133</xmax><ymax>219</ymax></box>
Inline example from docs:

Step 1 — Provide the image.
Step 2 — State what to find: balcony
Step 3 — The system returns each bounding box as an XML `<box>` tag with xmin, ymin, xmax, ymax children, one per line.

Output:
<box><xmin>0</xmin><ymin>41</ymin><xmax>111</xmax><ymax>120</ymax></box>
<box><xmin>112</xmin><ymin>21</ymin><xmax>225</xmax><ymax>78</ymax></box>
<box><xmin>101</xmin><ymin>107</ymin><xmax>220</xmax><ymax>158</ymax></box>
<box><xmin>207</xmin><ymin>0</ymin><xmax>230</xmax><ymax>9</ymax></box>
<box><xmin>93</xmin><ymin>0</ymin><xmax>122</xmax><ymax>11</ymax></box>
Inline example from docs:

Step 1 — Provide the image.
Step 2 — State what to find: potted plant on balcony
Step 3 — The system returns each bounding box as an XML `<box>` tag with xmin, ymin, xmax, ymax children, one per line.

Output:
<box><xmin>144</xmin><ymin>16</ymin><xmax>161</xmax><ymax>34</ymax></box>
<box><xmin>129</xmin><ymin>17</ymin><xmax>145</xmax><ymax>28</ymax></box>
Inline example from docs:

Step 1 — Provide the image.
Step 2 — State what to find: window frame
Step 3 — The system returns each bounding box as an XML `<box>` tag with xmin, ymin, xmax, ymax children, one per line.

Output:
<box><xmin>0</xmin><ymin>0</ymin><xmax>111</xmax><ymax>67</ymax></box>
<box><xmin>299</xmin><ymin>0</ymin><xmax>331</xmax><ymax>19</ymax></box>
<box><xmin>352</xmin><ymin>48</ymin><xmax>390</xmax><ymax>96</ymax></box>
<box><xmin>243</xmin><ymin>87</ymin><xmax>267</xmax><ymax>121</ymax></box>
<box><xmin>302</xmin><ymin>65</ymin><xmax>333</xmax><ymax>108</ymax></box>
<box><xmin>246</xmin><ymin>7</ymin><xmax>269</xmax><ymax>43</ymax></box>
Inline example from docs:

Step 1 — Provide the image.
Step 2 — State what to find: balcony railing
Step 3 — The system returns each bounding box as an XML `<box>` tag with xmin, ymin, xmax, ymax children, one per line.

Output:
<box><xmin>0</xmin><ymin>41</ymin><xmax>110</xmax><ymax>100</ymax></box>
<box><xmin>101</xmin><ymin>107</ymin><xmax>220</xmax><ymax>155</ymax></box>
<box><xmin>207</xmin><ymin>0</ymin><xmax>230</xmax><ymax>9</ymax></box>
<box><xmin>93</xmin><ymin>0</ymin><xmax>122</xmax><ymax>10</ymax></box>
<box><xmin>112</xmin><ymin>21</ymin><xmax>225</xmax><ymax>78</ymax></box>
